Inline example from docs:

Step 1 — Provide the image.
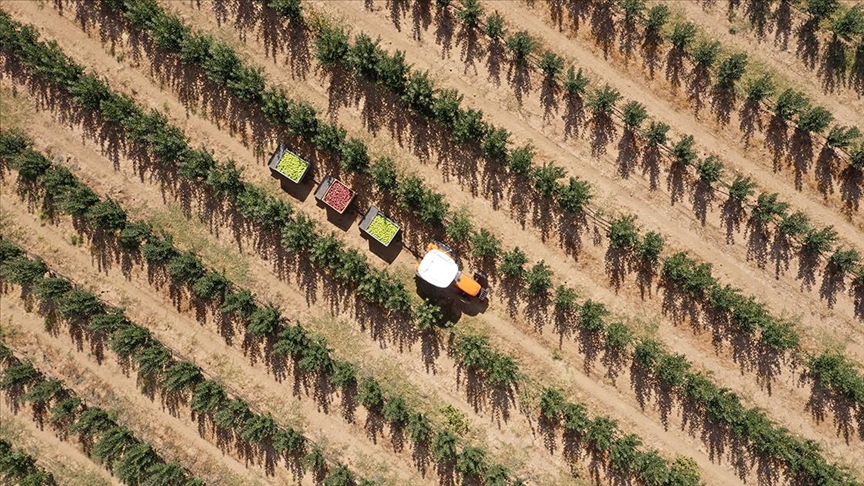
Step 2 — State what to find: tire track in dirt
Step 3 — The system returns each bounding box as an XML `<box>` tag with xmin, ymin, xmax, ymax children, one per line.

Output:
<box><xmin>0</xmin><ymin>299</ymin><xmax>266</xmax><ymax>486</ymax></box>
<box><xmin>10</xmin><ymin>2</ymin><xmax>860</xmax><ymax>482</ymax></box>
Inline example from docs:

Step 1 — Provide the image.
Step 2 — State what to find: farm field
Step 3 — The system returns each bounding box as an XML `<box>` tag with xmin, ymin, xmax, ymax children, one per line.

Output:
<box><xmin>1</xmin><ymin>0</ymin><xmax>863</xmax><ymax>485</ymax></box>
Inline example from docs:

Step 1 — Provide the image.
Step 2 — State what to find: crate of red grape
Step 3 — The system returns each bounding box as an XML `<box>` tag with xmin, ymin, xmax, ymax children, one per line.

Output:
<box><xmin>314</xmin><ymin>175</ymin><xmax>355</xmax><ymax>214</ymax></box>
<box><xmin>268</xmin><ymin>145</ymin><xmax>310</xmax><ymax>184</ymax></box>
<box><xmin>359</xmin><ymin>206</ymin><xmax>400</xmax><ymax>246</ymax></box>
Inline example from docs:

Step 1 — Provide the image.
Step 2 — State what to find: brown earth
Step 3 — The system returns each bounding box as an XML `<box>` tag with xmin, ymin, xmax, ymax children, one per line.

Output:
<box><xmin>5</xmin><ymin>0</ymin><xmax>864</xmax><ymax>480</ymax></box>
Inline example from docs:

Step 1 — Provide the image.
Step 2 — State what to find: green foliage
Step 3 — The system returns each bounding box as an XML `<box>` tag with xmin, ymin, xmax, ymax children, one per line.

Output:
<box><xmin>531</xmin><ymin>163</ymin><xmax>565</xmax><ymax>197</ymax></box>
<box><xmin>801</xmin><ymin>226</ymin><xmax>838</xmax><ymax>257</ymax></box>
<box><xmin>312</xmin><ymin>122</ymin><xmax>347</xmax><ymax>155</ymax></box>
<box><xmin>407</xmin><ymin>413</ymin><xmax>432</xmax><ymax>445</ymax></box>
<box><xmin>191</xmin><ymin>380</ymin><xmax>227</xmax><ymax>415</ymax></box>
<box><xmin>622</xmin><ymin>101</ymin><xmax>648</xmax><ymax>130</ymax></box>
<box><xmin>774</xmin><ymin>89</ymin><xmax>810</xmax><ymax>120</ymax></box>
<box><xmin>671</xmin><ymin>135</ymin><xmax>697</xmax><ymax>166</ymax></box>
<box><xmin>618</xmin><ymin>0</ymin><xmax>647</xmax><ymax>23</ymax></box>
<box><xmin>828</xmin><ymin>248</ymin><xmax>861</xmax><ymax>275</ymax></box>
<box><xmin>746</xmin><ymin>74</ymin><xmax>775</xmax><ymax>102</ymax></box>
<box><xmin>470</xmin><ymin>228</ymin><xmax>501</xmax><ymax>260</ymax></box>
<box><xmin>324</xmin><ymin>465</ymin><xmax>354</xmax><ymax>486</ymax></box>
<box><xmin>507</xmin><ymin>143</ymin><xmax>534</xmax><ymax>175</ymax></box>
<box><xmin>587</xmin><ymin>85</ymin><xmax>622</xmax><ymax>116</ymax></box>
<box><xmin>221</xmin><ymin>289</ymin><xmax>256</xmax><ymax>320</ymax></box>
<box><xmin>119</xmin><ymin>221</ymin><xmax>152</xmax><ymax>250</ymax></box>
<box><xmin>453</xmin><ymin>334</ymin><xmax>492</xmax><ymax>371</ymax></box>
<box><xmin>555</xmin><ymin>176</ymin><xmax>593</xmax><ymax>213</ymax></box>
<box><xmin>0</xmin><ymin>255</ymin><xmax>47</xmax><ymax>286</ymax></box>
<box><xmin>191</xmin><ymin>272</ymin><xmax>229</xmax><ymax>302</ymax></box>
<box><xmin>451</xmin><ymin>108</ymin><xmax>487</xmax><ymax>144</ymax></box>
<box><xmin>446</xmin><ymin>211</ymin><xmax>474</xmax><ymax>243</ymax></box>
<box><xmin>273</xmin><ymin>427</ymin><xmax>306</xmax><ymax>457</ymax></box>
<box><xmin>662</xmin><ymin>252</ymin><xmax>715</xmax><ymax>298</ymax></box>
<box><xmin>167</xmin><ymin>251</ymin><xmax>204</xmax><ymax>285</ymax></box>
<box><xmin>358</xmin><ymin>378</ymin><xmax>384</xmax><ymax>412</ymax></box>
<box><xmin>798</xmin><ymin>106</ymin><xmax>834</xmax><ymax>134</ymax></box>
<box><xmin>241</xmin><ymin>413</ymin><xmax>278</xmax><ymax>444</ymax></box>
<box><xmin>691</xmin><ymin>40</ymin><xmax>721</xmax><ymax>68</ymax></box>
<box><xmin>524</xmin><ymin>260</ymin><xmax>553</xmax><ymax>296</ymax></box>
<box><xmin>57</xmin><ymin>289</ymin><xmax>102</xmax><ymax>323</ymax></box>
<box><xmin>368</xmin><ymin>157</ymin><xmax>399</xmax><ymax>191</ymax></box>
<box><xmin>634</xmin><ymin>338</ymin><xmax>663</xmax><ymax>369</ymax></box>
<box><xmin>267</xmin><ymin>0</ymin><xmax>302</xmax><ymax>21</ymax></box>
<box><xmin>807</xmin><ymin>352</ymin><xmax>864</xmax><ymax>404</ymax></box>
<box><xmin>456</xmin><ymin>447</ymin><xmax>488</xmax><ymax>480</ymax></box>
<box><xmin>214</xmin><ymin>398</ymin><xmax>252</xmax><ymax>431</ymax></box>
<box><xmin>608</xmin><ymin>215</ymin><xmax>640</xmax><ymax>250</ymax></box>
<box><xmin>432</xmin><ymin>88</ymin><xmax>463</xmax><ymax>126</ymax></box>
<box><xmin>825</xmin><ymin>125</ymin><xmax>861</xmax><ymax>149</ymax></box>
<box><xmin>539</xmin><ymin>51</ymin><xmax>564</xmax><ymax>82</ymax></box>
<box><xmin>314</xmin><ymin>25</ymin><xmax>349</xmax><ymax>66</ymax></box>
<box><xmin>715</xmin><ymin>53</ymin><xmax>748</xmax><ymax>87</ymax></box>
<box><xmin>538</xmin><ymin>387</ymin><xmax>566</xmax><ymax>423</ymax></box>
<box><xmin>578</xmin><ymin>300</ymin><xmax>608</xmax><ymax>332</ymax></box>
<box><xmin>727</xmin><ymin>175</ymin><xmax>757</xmax><ymax>203</ymax></box>
<box><xmin>110</xmin><ymin>324</ymin><xmax>152</xmax><ymax>361</ymax></box>
<box><xmin>483</xmin><ymin>11</ymin><xmax>506</xmax><ymax>40</ymax></box>
<box><xmin>247</xmin><ymin>304</ymin><xmax>281</xmax><ymax>338</ymax></box>
<box><xmin>431</xmin><ymin>430</ymin><xmax>458</xmax><ymax>464</ymax></box>
<box><xmin>33</xmin><ymin>277</ymin><xmax>72</xmax><ymax>304</ymax></box>
<box><xmin>562</xmin><ymin>402</ymin><xmax>589</xmax><ymax>435</ymax></box>
<box><xmin>604</xmin><ymin>322</ymin><xmax>633</xmax><ymax>351</ymax></box>
<box><xmin>339</xmin><ymin>137</ymin><xmax>370</xmax><ymax>173</ymax></box>
<box><xmin>162</xmin><ymin>361</ymin><xmax>202</xmax><ymax>395</ymax></box>
<box><xmin>586</xmin><ymin>417</ymin><xmax>618</xmax><ymax>453</ymax></box>
<box><xmin>831</xmin><ymin>5</ymin><xmax>864</xmax><ymax>41</ymax></box>
<box><xmin>643</xmin><ymin>121</ymin><xmax>670</xmax><ymax>147</ymax></box>
<box><xmin>553</xmin><ymin>285</ymin><xmax>579</xmax><ymax>314</ymax></box>
<box><xmin>610</xmin><ymin>434</ymin><xmax>642</xmax><ymax>473</ymax></box>
<box><xmin>92</xmin><ymin>426</ymin><xmax>134</xmax><ymax>466</ymax></box>
<box><xmin>852</xmin><ymin>146</ymin><xmax>864</xmax><ymax>170</ymax></box>
<box><xmin>668</xmin><ymin>21</ymin><xmax>697</xmax><ymax>51</ymax></box>
<box><xmin>347</xmin><ymin>33</ymin><xmax>382</xmax><ymax>81</ymax></box>
<box><xmin>457</xmin><ymin>0</ymin><xmax>484</xmax><ymax>27</ymax></box>
<box><xmin>382</xmin><ymin>396</ymin><xmax>409</xmax><ymax>428</ymax></box>
<box><xmin>499</xmin><ymin>247</ymin><xmax>528</xmax><ymax>279</ymax></box>
<box><xmin>752</xmin><ymin>192</ymin><xmax>789</xmax><ymax>224</ymax></box>
<box><xmin>778</xmin><ymin>211</ymin><xmax>811</xmax><ymax>238</ymax></box>
<box><xmin>402</xmin><ymin>71</ymin><xmax>436</xmax><ymax>117</ymax></box>
<box><xmin>84</xmin><ymin>199</ymin><xmax>126</xmax><ymax>232</ymax></box>
<box><xmin>667</xmin><ymin>456</ymin><xmax>701</xmax><ymax>486</ymax></box>
<box><xmin>115</xmin><ymin>443</ymin><xmax>157</xmax><ymax>485</ymax></box>
<box><xmin>637</xmin><ymin>231</ymin><xmax>665</xmax><ymax>266</ymax></box>
<box><xmin>481</xmin><ymin>127</ymin><xmax>510</xmax><ymax>162</ymax></box>
<box><xmin>804</xmin><ymin>0</ymin><xmax>841</xmax><ymax>20</ymax></box>
<box><xmin>643</xmin><ymin>5</ymin><xmax>670</xmax><ymax>39</ymax></box>
<box><xmin>563</xmin><ymin>67</ymin><xmax>590</xmax><ymax>97</ymax></box>
<box><xmin>506</xmin><ymin>31</ymin><xmax>536</xmax><ymax>64</ymax></box>
<box><xmin>696</xmin><ymin>156</ymin><xmax>724</xmax><ymax>186</ymax></box>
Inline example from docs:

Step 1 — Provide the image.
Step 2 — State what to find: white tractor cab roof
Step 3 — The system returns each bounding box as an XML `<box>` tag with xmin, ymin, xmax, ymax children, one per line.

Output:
<box><xmin>417</xmin><ymin>249</ymin><xmax>460</xmax><ymax>288</ymax></box>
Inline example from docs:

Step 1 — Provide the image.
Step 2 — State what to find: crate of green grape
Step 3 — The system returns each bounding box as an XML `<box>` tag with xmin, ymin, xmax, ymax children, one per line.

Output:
<box><xmin>268</xmin><ymin>145</ymin><xmax>310</xmax><ymax>184</ymax></box>
<box><xmin>359</xmin><ymin>206</ymin><xmax>400</xmax><ymax>246</ymax></box>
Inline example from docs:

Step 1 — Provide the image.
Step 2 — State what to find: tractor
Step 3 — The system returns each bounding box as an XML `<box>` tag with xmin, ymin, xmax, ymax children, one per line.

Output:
<box><xmin>416</xmin><ymin>241</ymin><xmax>489</xmax><ymax>302</ymax></box>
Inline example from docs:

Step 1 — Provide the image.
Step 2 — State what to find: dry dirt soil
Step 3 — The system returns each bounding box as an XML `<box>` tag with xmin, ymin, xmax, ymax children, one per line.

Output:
<box><xmin>1</xmin><ymin>0</ymin><xmax>863</xmax><ymax>484</ymax></box>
